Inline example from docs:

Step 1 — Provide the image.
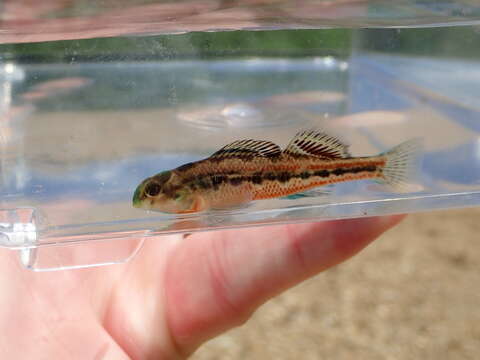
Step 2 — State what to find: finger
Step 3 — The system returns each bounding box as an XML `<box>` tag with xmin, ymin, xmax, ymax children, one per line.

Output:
<box><xmin>0</xmin><ymin>250</ymin><xmax>131</xmax><ymax>360</ymax></box>
<box><xmin>164</xmin><ymin>215</ymin><xmax>404</xmax><ymax>354</ymax></box>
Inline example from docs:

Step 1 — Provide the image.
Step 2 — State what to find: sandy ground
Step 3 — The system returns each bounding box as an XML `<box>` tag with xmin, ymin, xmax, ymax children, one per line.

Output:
<box><xmin>191</xmin><ymin>208</ymin><xmax>480</xmax><ymax>360</ymax></box>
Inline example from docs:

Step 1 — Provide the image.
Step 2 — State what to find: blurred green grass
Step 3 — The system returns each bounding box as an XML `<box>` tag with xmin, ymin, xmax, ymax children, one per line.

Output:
<box><xmin>0</xmin><ymin>29</ymin><xmax>352</xmax><ymax>63</ymax></box>
<box><xmin>1</xmin><ymin>26</ymin><xmax>479</xmax><ymax>63</ymax></box>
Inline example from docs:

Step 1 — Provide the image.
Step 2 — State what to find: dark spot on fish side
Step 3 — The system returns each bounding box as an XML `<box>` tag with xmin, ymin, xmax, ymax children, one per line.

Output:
<box><xmin>197</xmin><ymin>178</ymin><xmax>211</xmax><ymax>189</ymax></box>
<box><xmin>277</xmin><ymin>172</ymin><xmax>291</xmax><ymax>183</ymax></box>
<box><xmin>230</xmin><ymin>177</ymin><xmax>244</xmax><ymax>186</ymax></box>
<box><xmin>330</xmin><ymin>166</ymin><xmax>378</xmax><ymax>177</ymax></box>
<box><xmin>264</xmin><ymin>172</ymin><xmax>276</xmax><ymax>181</ymax></box>
<box><xmin>211</xmin><ymin>176</ymin><xmax>222</xmax><ymax>185</ymax></box>
<box><xmin>252</xmin><ymin>174</ymin><xmax>263</xmax><ymax>184</ymax></box>
<box><xmin>348</xmin><ymin>167</ymin><xmax>362</xmax><ymax>174</ymax></box>
<box><xmin>314</xmin><ymin>170</ymin><xmax>330</xmax><ymax>178</ymax></box>
<box><xmin>363</xmin><ymin>165</ymin><xmax>377</xmax><ymax>172</ymax></box>
<box><xmin>300</xmin><ymin>171</ymin><xmax>311</xmax><ymax>179</ymax></box>
<box><xmin>211</xmin><ymin>175</ymin><xmax>227</xmax><ymax>190</ymax></box>
<box><xmin>356</xmin><ymin>166</ymin><xmax>376</xmax><ymax>173</ymax></box>
<box><xmin>332</xmin><ymin>168</ymin><xmax>347</xmax><ymax>176</ymax></box>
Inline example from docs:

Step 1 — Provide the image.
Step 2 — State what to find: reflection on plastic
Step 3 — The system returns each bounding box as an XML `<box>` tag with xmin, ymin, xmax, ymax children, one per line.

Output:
<box><xmin>177</xmin><ymin>103</ymin><xmax>264</xmax><ymax>129</ymax></box>
<box><xmin>0</xmin><ymin>208</ymin><xmax>37</xmax><ymax>248</ymax></box>
<box><xmin>20</xmin><ymin>236</ymin><xmax>145</xmax><ymax>271</ymax></box>
<box><xmin>2</xmin><ymin>0</ymin><xmax>480</xmax><ymax>43</ymax></box>
<box><xmin>20</xmin><ymin>77</ymin><xmax>93</xmax><ymax>102</ymax></box>
<box><xmin>0</xmin><ymin>47</ymin><xmax>479</xmax><ymax>271</ymax></box>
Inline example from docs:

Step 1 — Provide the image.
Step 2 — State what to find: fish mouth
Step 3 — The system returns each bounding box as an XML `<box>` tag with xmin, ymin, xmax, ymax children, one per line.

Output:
<box><xmin>132</xmin><ymin>185</ymin><xmax>143</xmax><ymax>208</ymax></box>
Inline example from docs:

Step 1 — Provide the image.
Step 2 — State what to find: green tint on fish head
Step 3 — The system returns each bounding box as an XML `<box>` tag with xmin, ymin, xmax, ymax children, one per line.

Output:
<box><xmin>132</xmin><ymin>170</ymin><xmax>199</xmax><ymax>213</ymax></box>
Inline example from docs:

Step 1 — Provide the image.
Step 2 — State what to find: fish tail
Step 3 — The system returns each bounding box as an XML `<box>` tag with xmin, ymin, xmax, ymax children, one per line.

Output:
<box><xmin>379</xmin><ymin>138</ymin><xmax>423</xmax><ymax>192</ymax></box>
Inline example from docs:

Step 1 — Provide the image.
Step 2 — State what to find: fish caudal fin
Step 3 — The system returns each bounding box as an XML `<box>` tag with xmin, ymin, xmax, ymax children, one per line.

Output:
<box><xmin>380</xmin><ymin>139</ymin><xmax>423</xmax><ymax>192</ymax></box>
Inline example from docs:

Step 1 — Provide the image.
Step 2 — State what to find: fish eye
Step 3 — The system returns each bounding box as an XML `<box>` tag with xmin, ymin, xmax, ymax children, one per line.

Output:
<box><xmin>144</xmin><ymin>181</ymin><xmax>162</xmax><ymax>197</ymax></box>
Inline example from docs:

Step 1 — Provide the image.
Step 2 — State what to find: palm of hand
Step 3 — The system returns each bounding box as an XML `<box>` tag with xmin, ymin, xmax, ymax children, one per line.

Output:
<box><xmin>0</xmin><ymin>216</ymin><xmax>402</xmax><ymax>359</ymax></box>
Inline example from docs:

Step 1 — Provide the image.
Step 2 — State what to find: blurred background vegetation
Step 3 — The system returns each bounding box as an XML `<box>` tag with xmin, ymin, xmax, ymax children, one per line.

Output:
<box><xmin>1</xmin><ymin>26</ymin><xmax>479</xmax><ymax>63</ymax></box>
<box><xmin>1</xmin><ymin>25</ymin><xmax>478</xmax><ymax>113</ymax></box>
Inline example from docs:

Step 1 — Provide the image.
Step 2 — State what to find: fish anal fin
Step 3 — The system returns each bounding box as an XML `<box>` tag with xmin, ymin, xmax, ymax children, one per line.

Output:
<box><xmin>210</xmin><ymin>139</ymin><xmax>282</xmax><ymax>159</ymax></box>
<box><xmin>280</xmin><ymin>187</ymin><xmax>332</xmax><ymax>200</ymax></box>
<box><xmin>210</xmin><ymin>202</ymin><xmax>253</xmax><ymax>212</ymax></box>
<box><xmin>283</xmin><ymin>129</ymin><xmax>350</xmax><ymax>160</ymax></box>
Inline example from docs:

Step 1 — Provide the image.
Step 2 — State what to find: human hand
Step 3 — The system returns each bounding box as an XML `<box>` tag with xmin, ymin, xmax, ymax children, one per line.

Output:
<box><xmin>0</xmin><ymin>215</ymin><xmax>403</xmax><ymax>359</ymax></box>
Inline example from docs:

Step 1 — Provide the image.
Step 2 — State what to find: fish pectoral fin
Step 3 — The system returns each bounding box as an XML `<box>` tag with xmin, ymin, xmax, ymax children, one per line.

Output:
<box><xmin>180</xmin><ymin>196</ymin><xmax>208</xmax><ymax>213</ymax></box>
<box><xmin>280</xmin><ymin>187</ymin><xmax>332</xmax><ymax>200</ymax></box>
<box><xmin>210</xmin><ymin>139</ymin><xmax>282</xmax><ymax>159</ymax></box>
<box><xmin>283</xmin><ymin>129</ymin><xmax>350</xmax><ymax>160</ymax></box>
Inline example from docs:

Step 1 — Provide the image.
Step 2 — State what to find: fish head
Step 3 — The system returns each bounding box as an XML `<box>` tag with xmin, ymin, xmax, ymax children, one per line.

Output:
<box><xmin>133</xmin><ymin>170</ymin><xmax>203</xmax><ymax>213</ymax></box>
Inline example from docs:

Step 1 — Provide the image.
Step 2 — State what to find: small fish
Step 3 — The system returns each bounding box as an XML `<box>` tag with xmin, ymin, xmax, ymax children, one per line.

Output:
<box><xmin>133</xmin><ymin>130</ymin><xmax>421</xmax><ymax>214</ymax></box>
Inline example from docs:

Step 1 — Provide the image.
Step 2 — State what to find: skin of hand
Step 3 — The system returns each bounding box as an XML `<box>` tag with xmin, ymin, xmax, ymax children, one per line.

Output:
<box><xmin>0</xmin><ymin>215</ymin><xmax>403</xmax><ymax>359</ymax></box>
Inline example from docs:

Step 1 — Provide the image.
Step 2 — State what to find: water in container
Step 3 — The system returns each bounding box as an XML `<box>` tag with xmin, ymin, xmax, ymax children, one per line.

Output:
<box><xmin>1</xmin><ymin>0</ymin><xmax>480</xmax><ymax>270</ymax></box>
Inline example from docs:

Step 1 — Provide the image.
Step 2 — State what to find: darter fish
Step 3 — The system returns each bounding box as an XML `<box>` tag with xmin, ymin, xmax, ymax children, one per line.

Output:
<box><xmin>133</xmin><ymin>130</ymin><xmax>420</xmax><ymax>214</ymax></box>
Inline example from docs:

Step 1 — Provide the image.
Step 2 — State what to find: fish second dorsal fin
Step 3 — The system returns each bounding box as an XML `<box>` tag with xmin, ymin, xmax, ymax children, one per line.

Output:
<box><xmin>210</xmin><ymin>139</ymin><xmax>282</xmax><ymax>159</ymax></box>
<box><xmin>283</xmin><ymin>130</ymin><xmax>350</xmax><ymax>159</ymax></box>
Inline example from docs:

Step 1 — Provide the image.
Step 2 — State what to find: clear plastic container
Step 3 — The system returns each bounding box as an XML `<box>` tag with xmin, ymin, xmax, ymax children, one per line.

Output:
<box><xmin>1</xmin><ymin>0</ymin><xmax>480</xmax><ymax>270</ymax></box>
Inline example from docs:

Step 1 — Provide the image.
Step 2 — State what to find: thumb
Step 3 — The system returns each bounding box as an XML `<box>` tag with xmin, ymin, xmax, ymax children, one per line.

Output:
<box><xmin>164</xmin><ymin>215</ymin><xmax>404</xmax><ymax>354</ymax></box>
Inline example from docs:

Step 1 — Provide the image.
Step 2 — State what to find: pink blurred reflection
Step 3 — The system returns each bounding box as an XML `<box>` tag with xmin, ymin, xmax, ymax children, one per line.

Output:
<box><xmin>20</xmin><ymin>77</ymin><xmax>93</xmax><ymax>102</ymax></box>
<box><xmin>1</xmin><ymin>0</ymin><xmax>372</xmax><ymax>43</ymax></box>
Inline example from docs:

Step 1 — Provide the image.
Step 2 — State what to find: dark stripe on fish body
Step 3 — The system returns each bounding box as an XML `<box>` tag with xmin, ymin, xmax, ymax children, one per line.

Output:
<box><xmin>185</xmin><ymin>164</ymin><xmax>379</xmax><ymax>193</ymax></box>
<box><xmin>264</xmin><ymin>172</ymin><xmax>277</xmax><ymax>181</ymax></box>
<box><xmin>353</xmin><ymin>165</ymin><xmax>377</xmax><ymax>173</ymax></box>
<box><xmin>300</xmin><ymin>171</ymin><xmax>310</xmax><ymax>179</ymax></box>
<box><xmin>331</xmin><ymin>166</ymin><xmax>377</xmax><ymax>177</ymax></box>
<box><xmin>363</xmin><ymin>165</ymin><xmax>377</xmax><ymax>172</ymax></box>
<box><xmin>332</xmin><ymin>168</ymin><xmax>347</xmax><ymax>176</ymax></box>
<box><xmin>301</xmin><ymin>165</ymin><xmax>377</xmax><ymax>182</ymax></box>
<box><xmin>211</xmin><ymin>175</ymin><xmax>227</xmax><ymax>190</ymax></box>
<box><xmin>314</xmin><ymin>170</ymin><xmax>329</xmax><ymax>178</ymax></box>
<box><xmin>252</xmin><ymin>173</ymin><xmax>263</xmax><ymax>184</ymax></box>
<box><xmin>277</xmin><ymin>172</ymin><xmax>291</xmax><ymax>183</ymax></box>
<box><xmin>197</xmin><ymin>178</ymin><xmax>211</xmax><ymax>189</ymax></box>
<box><xmin>230</xmin><ymin>176</ymin><xmax>244</xmax><ymax>186</ymax></box>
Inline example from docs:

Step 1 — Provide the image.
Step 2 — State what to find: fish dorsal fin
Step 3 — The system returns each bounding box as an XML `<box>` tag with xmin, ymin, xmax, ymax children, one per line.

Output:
<box><xmin>283</xmin><ymin>130</ymin><xmax>350</xmax><ymax>159</ymax></box>
<box><xmin>210</xmin><ymin>139</ymin><xmax>282</xmax><ymax>159</ymax></box>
